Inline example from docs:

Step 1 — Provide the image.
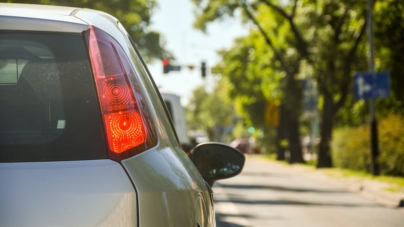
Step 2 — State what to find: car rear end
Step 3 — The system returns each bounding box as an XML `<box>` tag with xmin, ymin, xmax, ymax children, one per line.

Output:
<box><xmin>0</xmin><ymin>4</ymin><xmax>212</xmax><ymax>227</ymax></box>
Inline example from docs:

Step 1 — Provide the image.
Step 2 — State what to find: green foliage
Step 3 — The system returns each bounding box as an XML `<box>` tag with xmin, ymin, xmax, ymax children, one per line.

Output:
<box><xmin>335</xmin><ymin>0</ymin><xmax>404</xmax><ymax>125</ymax></box>
<box><xmin>378</xmin><ymin>115</ymin><xmax>404</xmax><ymax>176</ymax></box>
<box><xmin>373</xmin><ymin>0</ymin><xmax>404</xmax><ymax>115</ymax></box>
<box><xmin>332</xmin><ymin>126</ymin><xmax>370</xmax><ymax>172</ymax></box>
<box><xmin>4</xmin><ymin>0</ymin><xmax>170</xmax><ymax>61</ymax></box>
<box><xmin>186</xmin><ymin>78</ymin><xmax>235</xmax><ymax>142</ymax></box>
<box><xmin>332</xmin><ymin>114</ymin><xmax>404</xmax><ymax>176</ymax></box>
<box><xmin>191</xmin><ymin>0</ymin><xmax>241</xmax><ymax>32</ymax></box>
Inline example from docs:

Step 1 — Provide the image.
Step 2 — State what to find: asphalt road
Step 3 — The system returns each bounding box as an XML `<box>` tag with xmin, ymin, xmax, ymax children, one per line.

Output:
<box><xmin>214</xmin><ymin>156</ymin><xmax>404</xmax><ymax>227</ymax></box>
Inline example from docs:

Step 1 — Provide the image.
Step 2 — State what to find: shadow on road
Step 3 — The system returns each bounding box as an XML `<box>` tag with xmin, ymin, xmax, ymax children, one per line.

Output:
<box><xmin>215</xmin><ymin>213</ymin><xmax>253</xmax><ymax>227</ymax></box>
<box><xmin>217</xmin><ymin>183</ymin><xmax>348</xmax><ymax>194</ymax></box>
<box><xmin>240</xmin><ymin>171</ymin><xmax>289</xmax><ymax>178</ymax></box>
<box><xmin>214</xmin><ymin>197</ymin><xmax>382</xmax><ymax>208</ymax></box>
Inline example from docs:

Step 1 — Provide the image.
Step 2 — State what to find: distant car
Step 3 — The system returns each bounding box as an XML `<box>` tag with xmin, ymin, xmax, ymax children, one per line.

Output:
<box><xmin>230</xmin><ymin>138</ymin><xmax>261</xmax><ymax>154</ymax></box>
<box><xmin>189</xmin><ymin>130</ymin><xmax>210</xmax><ymax>146</ymax></box>
<box><xmin>230</xmin><ymin>138</ymin><xmax>250</xmax><ymax>154</ymax></box>
<box><xmin>0</xmin><ymin>3</ymin><xmax>245</xmax><ymax>226</ymax></box>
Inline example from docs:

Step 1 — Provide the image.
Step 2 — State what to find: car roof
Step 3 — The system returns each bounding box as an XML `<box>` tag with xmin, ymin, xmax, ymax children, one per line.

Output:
<box><xmin>0</xmin><ymin>3</ymin><xmax>78</xmax><ymax>16</ymax></box>
<box><xmin>0</xmin><ymin>3</ymin><xmax>121</xmax><ymax>36</ymax></box>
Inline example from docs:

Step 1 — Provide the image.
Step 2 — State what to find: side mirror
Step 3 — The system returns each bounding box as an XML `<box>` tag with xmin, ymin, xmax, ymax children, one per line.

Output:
<box><xmin>190</xmin><ymin>142</ymin><xmax>245</xmax><ymax>187</ymax></box>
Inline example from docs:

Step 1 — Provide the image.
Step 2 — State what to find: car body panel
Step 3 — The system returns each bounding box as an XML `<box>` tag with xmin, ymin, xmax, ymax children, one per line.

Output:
<box><xmin>0</xmin><ymin>160</ymin><xmax>137</xmax><ymax>227</ymax></box>
<box><xmin>122</xmin><ymin>146</ymin><xmax>214</xmax><ymax>227</ymax></box>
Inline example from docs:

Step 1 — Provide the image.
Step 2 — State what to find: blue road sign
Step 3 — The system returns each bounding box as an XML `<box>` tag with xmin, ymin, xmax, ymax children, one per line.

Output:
<box><xmin>354</xmin><ymin>72</ymin><xmax>390</xmax><ymax>99</ymax></box>
<box><xmin>375</xmin><ymin>72</ymin><xmax>389</xmax><ymax>98</ymax></box>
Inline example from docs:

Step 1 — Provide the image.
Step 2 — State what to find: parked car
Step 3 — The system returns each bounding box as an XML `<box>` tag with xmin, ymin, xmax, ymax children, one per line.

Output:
<box><xmin>230</xmin><ymin>137</ymin><xmax>261</xmax><ymax>154</ymax></box>
<box><xmin>230</xmin><ymin>138</ymin><xmax>250</xmax><ymax>154</ymax></box>
<box><xmin>0</xmin><ymin>3</ymin><xmax>245</xmax><ymax>227</ymax></box>
<box><xmin>189</xmin><ymin>129</ymin><xmax>210</xmax><ymax>146</ymax></box>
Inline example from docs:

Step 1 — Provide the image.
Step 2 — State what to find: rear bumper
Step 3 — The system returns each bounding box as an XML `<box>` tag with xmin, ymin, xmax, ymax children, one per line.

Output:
<box><xmin>0</xmin><ymin>159</ymin><xmax>137</xmax><ymax>227</ymax></box>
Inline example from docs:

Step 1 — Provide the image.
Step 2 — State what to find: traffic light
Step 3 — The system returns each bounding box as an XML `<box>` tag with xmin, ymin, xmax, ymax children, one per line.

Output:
<box><xmin>201</xmin><ymin>61</ymin><xmax>206</xmax><ymax>78</ymax></box>
<box><xmin>163</xmin><ymin>58</ymin><xmax>182</xmax><ymax>74</ymax></box>
<box><xmin>163</xmin><ymin>58</ymin><xmax>170</xmax><ymax>74</ymax></box>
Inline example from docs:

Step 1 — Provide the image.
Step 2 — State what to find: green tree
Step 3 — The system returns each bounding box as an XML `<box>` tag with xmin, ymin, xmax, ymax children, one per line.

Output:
<box><xmin>299</xmin><ymin>0</ymin><xmax>404</xmax><ymax>168</ymax></box>
<box><xmin>213</xmin><ymin>33</ymin><xmax>285</xmax><ymax>159</ymax></box>
<box><xmin>333</xmin><ymin>1</ymin><xmax>404</xmax><ymax>123</ymax></box>
<box><xmin>374</xmin><ymin>0</ymin><xmax>404</xmax><ymax>115</ymax></box>
<box><xmin>295</xmin><ymin>0</ymin><xmax>367</xmax><ymax>167</ymax></box>
<box><xmin>5</xmin><ymin>0</ymin><xmax>170</xmax><ymax>61</ymax></box>
<box><xmin>186</xmin><ymin>79</ymin><xmax>234</xmax><ymax>142</ymax></box>
<box><xmin>192</xmin><ymin>0</ymin><xmax>306</xmax><ymax>163</ymax></box>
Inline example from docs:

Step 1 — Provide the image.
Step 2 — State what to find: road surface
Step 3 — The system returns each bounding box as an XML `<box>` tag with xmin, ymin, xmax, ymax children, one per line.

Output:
<box><xmin>214</xmin><ymin>156</ymin><xmax>404</xmax><ymax>227</ymax></box>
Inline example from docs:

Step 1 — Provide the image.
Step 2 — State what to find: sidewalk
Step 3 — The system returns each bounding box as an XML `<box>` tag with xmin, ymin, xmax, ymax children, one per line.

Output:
<box><xmin>247</xmin><ymin>155</ymin><xmax>404</xmax><ymax>211</ymax></box>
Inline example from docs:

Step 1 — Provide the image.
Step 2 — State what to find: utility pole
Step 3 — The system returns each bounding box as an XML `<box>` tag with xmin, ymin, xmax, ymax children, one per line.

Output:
<box><xmin>367</xmin><ymin>0</ymin><xmax>380</xmax><ymax>176</ymax></box>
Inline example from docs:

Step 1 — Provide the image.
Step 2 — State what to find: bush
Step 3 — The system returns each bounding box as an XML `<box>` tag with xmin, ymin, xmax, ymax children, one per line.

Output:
<box><xmin>332</xmin><ymin>126</ymin><xmax>370</xmax><ymax>172</ymax></box>
<box><xmin>332</xmin><ymin>114</ymin><xmax>404</xmax><ymax>176</ymax></box>
<box><xmin>378</xmin><ymin>114</ymin><xmax>404</xmax><ymax>176</ymax></box>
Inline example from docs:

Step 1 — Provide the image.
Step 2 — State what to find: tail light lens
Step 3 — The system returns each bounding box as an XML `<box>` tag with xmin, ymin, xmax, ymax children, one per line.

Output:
<box><xmin>84</xmin><ymin>26</ymin><xmax>157</xmax><ymax>161</ymax></box>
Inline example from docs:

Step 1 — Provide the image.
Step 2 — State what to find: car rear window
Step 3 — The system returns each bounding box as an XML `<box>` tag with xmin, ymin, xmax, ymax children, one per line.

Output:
<box><xmin>0</xmin><ymin>32</ymin><xmax>107</xmax><ymax>162</ymax></box>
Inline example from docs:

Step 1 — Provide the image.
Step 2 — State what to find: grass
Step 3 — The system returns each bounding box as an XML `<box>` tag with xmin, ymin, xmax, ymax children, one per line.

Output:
<box><xmin>327</xmin><ymin>168</ymin><xmax>404</xmax><ymax>187</ymax></box>
<box><xmin>384</xmin><ymin>186</ymin><xmax>402</xmax><ymax>193</ymax></box>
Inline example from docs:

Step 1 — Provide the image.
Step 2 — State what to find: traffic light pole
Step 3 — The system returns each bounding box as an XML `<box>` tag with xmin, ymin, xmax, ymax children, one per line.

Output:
<box><xmin>367</xmin><ymin>0</ymin><xmax>380</xmax><ymax>176</ymax></box>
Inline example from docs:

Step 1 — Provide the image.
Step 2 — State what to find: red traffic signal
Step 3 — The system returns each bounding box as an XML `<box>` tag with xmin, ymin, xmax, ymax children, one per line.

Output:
<box><xmin>163</xmin><ymin>58</ymin><xmax>170</xmax><ymax>74</ymax></box>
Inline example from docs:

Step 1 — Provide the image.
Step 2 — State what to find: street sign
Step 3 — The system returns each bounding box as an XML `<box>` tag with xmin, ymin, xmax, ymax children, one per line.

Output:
<box><xmin>303</xmin><ymin>96</ymin><xmax>317</xmax><ymax>114</ymax></box>
<box><xmin>354</xmin><ymin>72</ymin><xmax>390</xmax><ymax>99</ymax></box>
<box><xmin>265</xmin><ymin>101</ymin><xmax>279</xmax><ymax>127</ymax></box>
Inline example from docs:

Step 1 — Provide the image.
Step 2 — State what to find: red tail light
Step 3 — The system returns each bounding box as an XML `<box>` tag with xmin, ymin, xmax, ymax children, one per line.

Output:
<box><xmin>84</xmin><ymin>26</ymin><xmax>157</xmax><ymax>161</ymax></box>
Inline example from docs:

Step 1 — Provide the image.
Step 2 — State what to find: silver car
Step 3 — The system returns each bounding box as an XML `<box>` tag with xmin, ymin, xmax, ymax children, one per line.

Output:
<box><xmin>0</xmin><ymin>3</ymin><xmax>245</xmax><ymax>227</ymax></box>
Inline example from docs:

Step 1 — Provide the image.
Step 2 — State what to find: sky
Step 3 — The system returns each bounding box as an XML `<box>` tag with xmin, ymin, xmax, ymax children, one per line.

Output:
<box><xmin>146</xmin><ymin>0</ymin><xmax>249</xmax><ymax>106</ymax></box>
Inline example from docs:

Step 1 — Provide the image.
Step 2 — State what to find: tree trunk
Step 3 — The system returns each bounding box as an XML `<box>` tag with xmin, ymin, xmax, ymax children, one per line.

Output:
<box><xmin>284</xmin><ymin>73</ymin><xmax>304</xmax><ymax>164</ymax></box>
<box><xmin>276</xmin><ymin>102</ymin><xmax>287</xmax><ymax>160</ymax></box>
<box><xmin>317</xmin><ymin>93</ymin><xmax>334</xmax><ymax>168</ymax></box>
<box><xmin>287</xmin><ymin>108</ymin><xmax>305</xmax><ymax>163</ymax></box>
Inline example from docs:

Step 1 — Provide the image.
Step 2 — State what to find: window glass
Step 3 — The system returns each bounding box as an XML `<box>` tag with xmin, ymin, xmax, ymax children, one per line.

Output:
<box><xmin>0</xmin><ymin>33</ymin><xmax>107</xmax><ymax>162</ymax></box>
<box><xmin>0</xmin><ymin>59</ymin><xmax>29</xmax><ymax>84</ymax></box>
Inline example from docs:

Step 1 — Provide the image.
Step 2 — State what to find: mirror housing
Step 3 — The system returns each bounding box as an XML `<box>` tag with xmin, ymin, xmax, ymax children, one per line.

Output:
<box><xmin>190</xmin><ymin>142</ymin><xmax>245</xmax><ymax>187</ymax></box>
